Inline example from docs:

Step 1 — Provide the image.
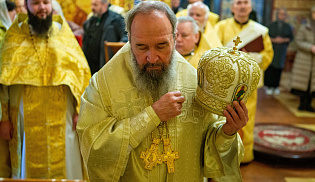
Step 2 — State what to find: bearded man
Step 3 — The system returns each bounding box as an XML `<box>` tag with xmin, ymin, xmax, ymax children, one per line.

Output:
<box><xmin>77</xmin><ymin>1</ymin><xmax>249</xmax><ymax>181</ymax></box>
<box><xmin>176</xmin><ymin>0</ymin><xmax>219</xmax><ymax>27</ymax></box>
<box><xmin>0</xmin><ymin>0</ymin><xmax>91</xmax><ymax>179</ymax></box>
<box><xmin>187</xmin><ymin>1</ymin><xmax>222</xmax><ymax>49</ymax></box>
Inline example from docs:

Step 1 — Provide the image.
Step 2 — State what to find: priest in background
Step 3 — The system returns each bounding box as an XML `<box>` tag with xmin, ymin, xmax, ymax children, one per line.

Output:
<box><xmin>0</xmin><ymin>0</ymin><xmax>16</xmax><ymax>177</ymax></box>
<box><xmin>175</xmin><ymin>16</ymin><xmax>211</xmax><ymax>68</ymax></box>
<box><xmin>14</xmin><ymin>0</ymin><xmax>26</xmax><ymax>14</ymax></box>
<box><xmin>187</xmin><ymin>1</ymin><xmax>222</xmax><ymax>49</ymax></box>
<box><xmin>0</xmin><ymin>0</ymin><xmax>91</xmax><ymax>178</ymax></box>
<box><xmin>176</xmin><ymin>0</ymin><xmax>219</xmax><ymax>27</ymax></box>
<box><xmin>215</xmin><ymin>0</ymin><xmax>274</xmax><ymax>163</ymax></box>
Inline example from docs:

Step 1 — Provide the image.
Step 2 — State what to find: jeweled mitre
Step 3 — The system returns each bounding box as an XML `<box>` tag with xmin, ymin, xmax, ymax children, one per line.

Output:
<box><xmin>196</xmin><ymin>47</ymin><xmax>261</xmax><ymax>116</ymax></box>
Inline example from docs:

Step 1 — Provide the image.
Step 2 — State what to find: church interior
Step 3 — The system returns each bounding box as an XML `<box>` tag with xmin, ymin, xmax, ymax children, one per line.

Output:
<box><xmin>1</xmin><ymin>0</ymin><xmax>315</xmax><ymax>181</ymax></box>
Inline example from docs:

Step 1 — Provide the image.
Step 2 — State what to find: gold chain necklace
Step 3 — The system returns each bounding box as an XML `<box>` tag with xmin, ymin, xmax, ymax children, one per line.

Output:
<box><xmin>140</xmin><ymin>121</ymin><xmax>179</xmax><ymax>173</ymax></box>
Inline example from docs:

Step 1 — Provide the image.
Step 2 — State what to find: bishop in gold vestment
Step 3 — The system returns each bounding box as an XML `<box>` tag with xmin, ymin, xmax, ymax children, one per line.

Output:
<box><xmin>77</xmin><ymin>43</ymin><xmax>245</xmax><ymax>182</ymax></box>
<box><xmin>77</xmin><ymin>2</ymin><xmax>250</xmax><ymax>181</ymax></box>
<box><xmin>0</xmin><ymin>14</ymin><xmax>91</xmax><ymax>178</ymax></box>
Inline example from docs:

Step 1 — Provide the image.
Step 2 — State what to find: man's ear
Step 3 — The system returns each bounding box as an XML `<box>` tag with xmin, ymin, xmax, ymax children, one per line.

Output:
<box><xmin>194</xmin><ymin>31</ymin><xmax>200</xmax><ymax>45</ymax></box>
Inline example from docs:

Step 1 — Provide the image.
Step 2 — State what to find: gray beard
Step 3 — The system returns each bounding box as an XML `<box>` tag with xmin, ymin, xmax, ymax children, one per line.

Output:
<box><xmin>129</xmin><ymin>50</ymin><xmax>177</xmax><ymax>100</ymax></box>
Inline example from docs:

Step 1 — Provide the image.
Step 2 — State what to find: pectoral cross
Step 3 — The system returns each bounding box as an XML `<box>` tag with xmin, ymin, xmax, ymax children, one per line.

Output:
<box><xmin>162</xmin><ymin>138</ymin><xmax>179</xmax><ymax>173</ymax></box>
<box><xmin>233</xmin><ymin>36</ymin><xmax>242</xmax><ymax>53</ymax></box>
<box><xmin>140</xmin><ymin>138</ymin><xmax>163</xmax><ymax>170</ymax></box>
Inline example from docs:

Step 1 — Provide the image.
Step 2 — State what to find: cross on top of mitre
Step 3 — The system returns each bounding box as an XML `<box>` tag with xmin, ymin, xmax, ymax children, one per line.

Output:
<box><xmin>232</xmin><ymin>36</ymin><xmax>242</xmax><ymax>53</ymax></box>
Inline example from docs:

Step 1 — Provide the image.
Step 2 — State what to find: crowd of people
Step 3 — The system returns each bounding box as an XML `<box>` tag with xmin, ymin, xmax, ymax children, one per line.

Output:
<box><xmin>0</xmin><ymin>0</ymin><xmax>314</xmax><ymax>181</ymax></box>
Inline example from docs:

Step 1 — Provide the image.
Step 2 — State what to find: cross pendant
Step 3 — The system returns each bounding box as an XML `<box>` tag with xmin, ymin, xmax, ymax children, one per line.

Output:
<box><xmin>140</xmin><ymin>138</ymin><xmax>163</xmax><ymax>170</ymax></box>
<box><xmin>162</xmin><ymin>138</ymin><xmax>179</xmax><ymax>173</ymax></box>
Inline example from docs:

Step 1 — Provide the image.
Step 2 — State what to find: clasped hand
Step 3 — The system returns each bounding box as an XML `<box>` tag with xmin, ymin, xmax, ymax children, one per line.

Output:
<box><xmin>0</xmin><ymin>120</ymin><xmax>13</xmax><ymax>140</ymax></box>
<box><xmin>152</xmin><ymin>91</ymin><xmax>185</xmax><ymax>121</ymax></box>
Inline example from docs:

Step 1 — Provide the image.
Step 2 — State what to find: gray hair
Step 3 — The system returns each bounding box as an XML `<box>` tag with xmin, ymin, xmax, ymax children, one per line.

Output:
<box><xmin>125</xmin><ymin>1</ymin><xmax>177</xmax><ymax>37</ymax></box>
<box><xmin>177</xmin><ymin>16</ymin><xmax>199</xmax><ymax>34</ymax></box>
<box><xmin>187</xmin><ymin>1</ymin><xmax>210</xmax><ymax>21</ymax></box>
<box><xmin>100</xmin><ymin>0</ymin><xmax>108</xmax><ymax>4</ymax></box>
<box><xmin>311</xmin><ymin>5</ymin><xmax>315</xmax><ymax>12</ymax></box>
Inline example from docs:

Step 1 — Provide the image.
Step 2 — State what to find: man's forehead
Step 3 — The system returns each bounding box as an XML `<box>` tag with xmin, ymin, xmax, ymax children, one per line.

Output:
<box><xmin>92</xmin><ymin>0</ymin><xmax>102</xmax><ymax>3</ymax></box>
<box><xmin>190</xmin><ymin>5</ymin><xmax>206</xmax><ymax>14</ymax></box>
<box><xmin>177</xmin><ymin>22</ymin><xmax>192</xmax><ymax>31</ymax></box>
<box><xmin>131</xmin><ymin>32</ymin><xmax>174</xmax><ymax>41</ymax></box>
<box><xmin>131</xmin><ymin>12</ymin><xmax>173</xmax><ymax>35</ymax></box>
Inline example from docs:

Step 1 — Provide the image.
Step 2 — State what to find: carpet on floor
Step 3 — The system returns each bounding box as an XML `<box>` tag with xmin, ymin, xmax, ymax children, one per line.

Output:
<box><xmin>285</xmin><ymin>177</ymin><xmax>315</xmax><ymax>182</ymax></box>
<box><xmin>273</xmin><ymin>92</ymin><xmax>315</xmax><ymax>118</ymax></box>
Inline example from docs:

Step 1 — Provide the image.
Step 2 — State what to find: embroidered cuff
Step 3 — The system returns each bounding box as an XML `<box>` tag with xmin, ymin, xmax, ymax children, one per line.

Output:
<box><xmin>215</xmin><ymin>126</ymin><xmax>236</xmax><ymax>153</ymax></box>
<box><xmin>129</xmin><ymin>106</ymin><xmax>161</xmax><ymax>148</ymax></box>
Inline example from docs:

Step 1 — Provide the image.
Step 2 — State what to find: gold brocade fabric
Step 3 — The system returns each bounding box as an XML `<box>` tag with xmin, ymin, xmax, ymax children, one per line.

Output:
<box><xmin>196</xmin><ymin>47</ymin><xmax>261</xmax><ymax>116</ymax></box>
<box><xmin>215</xmin><ymin>18</ymin><xmax>274</xmax><ymax>163</ymax></box>
<box><xmin>0</xmin><ymin>14</ymin><xmax>91</xmax><ymax>113</ymax></box>
<box><xmin>0</xmin><ymin>14</ymin><xmax>90</xmax><ymax>178</ymax></box>
<box><xmin>23</xmin><ymin>85</ymin><xmax>66</xmax><ymax>178</ymax></box>
<box><xmin>77</xmin><ymin>43</ymin><xmax>244</xmax><ymax>182</ymax></box>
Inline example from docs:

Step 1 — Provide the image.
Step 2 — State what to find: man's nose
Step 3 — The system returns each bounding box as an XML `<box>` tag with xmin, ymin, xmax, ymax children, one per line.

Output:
<box><xmin>146</xmin><ymin>49</ymin><xmax>159</xmax><ymax>63</ymax></box>
<box><xmin>38</xmin><ymin>2</ymin><xmax>45</xmax><ymax>9</ymax></box>
<box><xmin>176</xmin><ymin>34</ymin><xmax>182</xmax><ymax>41</ymax></box>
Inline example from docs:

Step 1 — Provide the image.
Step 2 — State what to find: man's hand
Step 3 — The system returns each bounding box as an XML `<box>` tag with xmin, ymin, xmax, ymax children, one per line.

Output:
<box><xmin>72</xmin><ymin>113</ymin><xmax>79</xmax><ymax>130</ymax></box>
<box><xmin>272</xmin><ymin>36</ymin><xmax>290</xmax><ymax>44</ymax></box>
<box><xmin>152</xmin><ymin>91</ymin><xmax>185</xmax><ymax>121</ymax></box>
<box><xmin>311</xmin><ymin>45</ymin><xmax>315</xmax><ymax>54</ymax></box>
<box><xmin>222</xmin><ymin>101</ymin><xmax>248</xmax><ymax>136</ymax></box>
<box><xmin>0</xmin><ymin>120</ymin><xmax>13</xmax><ymax>140</ymax></box>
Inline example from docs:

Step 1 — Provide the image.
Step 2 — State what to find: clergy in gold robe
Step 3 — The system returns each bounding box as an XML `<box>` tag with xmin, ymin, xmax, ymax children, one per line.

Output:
<box><xmin>215</xmin><ymin>0</ymin><xmax>274</xmax><ymax>163</ymax></box>
<box><xmin>186</xmin><ymin>1</ymin><xmax>222</xmax><ymax>49</ymax></box>
<box><xmin>0</xmin><ymin>0</ymin><xmax>16</xmax><ymax>176</ymax></box>
<box><xmin>77</xmin><ymin>1</ymin><xmax>249</xmax><ymax>182</ymax></box>
<box><xmin>0</xmin><ymin>4</ymin><xmax>91</xmax><ymax>178</ymax></box>
<box><xmin>0</xmin><ymin>20</ymin><xmax>11</xmax><ymax>178</ymax></box>
<box><xmin>176</xmin><ymin>16</ymin><xmax>212</xmax><ymax>69</ymax></box>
